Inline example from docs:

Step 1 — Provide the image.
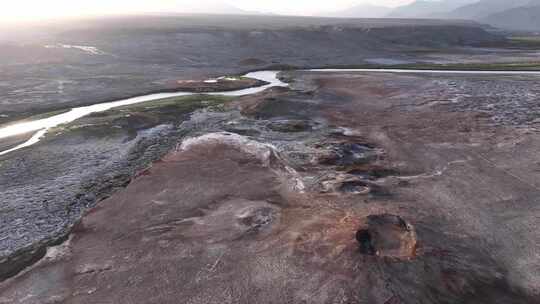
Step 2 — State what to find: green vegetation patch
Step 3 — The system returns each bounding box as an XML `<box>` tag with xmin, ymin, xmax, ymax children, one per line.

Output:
<box><xmin>393</xmin><ymin>62</ymin><xmax>540</xmax><ymax>71</ymax></box>
<box><xmin>508</xmin><ymin>36</ymin><xmax>540</xmax><ymax>48</ymax></box>
<box><xmin>54</xmin><ymin>94</ymin><xmax>236</xmax><ymax>138</ymax></box>
<box><xmin>119</xmin><ymin>94</ymin><xmax>234</xmax><ymax>112</ymax></box>
<box><xmin>30</xmin><ymin>109</ymin><xmax>72</xmax><ymax>120</ymax></box>
<box><xmin>322</xmin><ymin>61</ymin><xmax>540</xmax><ymax>71</ymax></box>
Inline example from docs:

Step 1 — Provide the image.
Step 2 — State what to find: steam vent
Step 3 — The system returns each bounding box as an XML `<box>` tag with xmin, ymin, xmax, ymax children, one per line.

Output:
<box><xmin>356</xmin><ymin>214</ymin><xmax>417</xmax><ymax>259</ymax></box>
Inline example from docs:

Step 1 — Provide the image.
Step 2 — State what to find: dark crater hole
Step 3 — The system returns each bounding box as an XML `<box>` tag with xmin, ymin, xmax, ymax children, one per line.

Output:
<box><xmin>339</xmin><ymin>181</ymin><xmax>371</xmax><ymax>194</ymax></box>
<box><xmin>356</xmin><ymin>229</ymin><xmax>375</xmax><ymax>255</ymax></box>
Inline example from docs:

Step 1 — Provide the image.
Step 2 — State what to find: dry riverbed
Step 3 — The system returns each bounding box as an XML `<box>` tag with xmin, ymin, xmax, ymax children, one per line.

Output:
<box><xmin>1</xmin><ymin>70</ymin><xmax>540</xmax><ymax>303</ymax></box>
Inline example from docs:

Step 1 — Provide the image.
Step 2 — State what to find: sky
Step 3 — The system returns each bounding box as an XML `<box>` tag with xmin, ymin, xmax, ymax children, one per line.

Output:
<box><xmin>232</xmin><ymin>0</ymin><xmax>415</xmax><ymax>14</ymax></box>
<box><xmin>0</xmin><ymin>0</ymin><xmax>417</xmax><ymax>22</ymax></box>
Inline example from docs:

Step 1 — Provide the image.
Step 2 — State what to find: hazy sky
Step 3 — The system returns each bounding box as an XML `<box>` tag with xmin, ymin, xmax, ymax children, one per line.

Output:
<box><xmin>1</xmin><ymin>0</ymin><xmax>416</xmax><ymax>21</ymax></box>
<box><xmin>233</xmin><ymin>0</ymin><xmax>415</xmax><ymax>14</ymax></box>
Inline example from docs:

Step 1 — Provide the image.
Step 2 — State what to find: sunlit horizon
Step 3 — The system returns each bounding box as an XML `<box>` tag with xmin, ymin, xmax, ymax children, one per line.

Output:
<box><xmin>0</xmin><ymin>0</ymin><xmax>417</xmax><ymax>23</ymax></box>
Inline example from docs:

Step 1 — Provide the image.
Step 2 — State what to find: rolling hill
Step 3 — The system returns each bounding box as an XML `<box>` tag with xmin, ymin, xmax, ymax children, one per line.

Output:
<box><xmin>327</xmin><ymin>4</ymin><xmax>392</xmax><ymax>18</ymax></box>
<box><xmin>387</xmin><ymin>0</ymin><xmax>477</xmax><ymax>18</ymax></box>
<box><xmin>445</xmin><ymin>0</ymin><xmax>532</xmax><ymax>19</ymax></box>
<box><xmin>482</xmin><ymin>4</ymin><xmax>540</xmax><ymax>31</ymax></box>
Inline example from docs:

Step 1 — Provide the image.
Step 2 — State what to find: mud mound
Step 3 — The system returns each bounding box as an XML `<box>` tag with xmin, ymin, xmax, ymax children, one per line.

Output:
<box><xmin>267</xmin><ymin>119</ymin><xmax>313</xmax><ymax>133</ymax></box>
<box><xmin>316</xmin><ymin>142</ymin><xmax>381</xmax><ymax>167</ymax></box>
<box><xmin>180</xmin><ymin>132</ymin><xmax>279</xmax><ymax>167</ymax></box>
<box><xmin>183</xmin><ymin>198</ymin><xmax>281</xmax><ymax>241</ymax></box>
<box><xmin>320</xmin><ymin>174</ymin><xmax>387</xmax><ymax>196</ymax></box>
<box><xmin>179</xmin><ymin>132</ymin><xmax>305</xmax><ymax>192</ymax></box>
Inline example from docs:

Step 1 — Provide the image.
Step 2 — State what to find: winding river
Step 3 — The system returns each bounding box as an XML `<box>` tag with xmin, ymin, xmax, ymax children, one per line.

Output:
<box><xmin>2</xmin><ymin>68</ymin><xmax>540</xmax><ymax>156</ymax></box>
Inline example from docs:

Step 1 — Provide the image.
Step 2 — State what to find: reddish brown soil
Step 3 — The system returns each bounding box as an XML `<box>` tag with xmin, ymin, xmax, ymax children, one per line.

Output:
<box><xmin>2</xmin><ymin>72</ymin><xmax>540</xmax><ymax>304</ymax></box>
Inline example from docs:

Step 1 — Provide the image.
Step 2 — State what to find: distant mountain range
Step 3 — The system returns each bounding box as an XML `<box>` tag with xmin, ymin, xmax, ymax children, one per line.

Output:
<box><xmin>330</xmin><ymin>0</ymin><xmax>540</xmax><ymax>31</ymax></box>
<box><xmin>387</xmin><ymin>0</ymin><xmax>477</xmax><ymax>18</ymax></box>
<box><xmin>326</xmin><ymin>4</ymin><xmax>392</xmax><ymax>18</ymax></box>
<box><xmin>155</xmin><ymin>0</ymin><xmax>540</xmax><ymax>32</ymax></box>
<box><xmin>168</xmin><ymin>0</ymin><xmax>262</xmax><ymax>15</ymax></box>
<box><xmin>482</xmin><ymin>4</ymin><xmax>540</xmax><ymax>31</ymax></box>
<box><xmin>444</xmin><ymin>0</ymin><xmax>533</xmax><ymax>19</ymax></box>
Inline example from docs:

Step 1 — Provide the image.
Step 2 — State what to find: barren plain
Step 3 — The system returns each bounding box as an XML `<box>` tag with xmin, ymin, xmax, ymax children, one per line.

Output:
<box><xmin>1</xmin><ymin>15</ymin><xmax>540</xmax><ymax>304</ymax></box>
